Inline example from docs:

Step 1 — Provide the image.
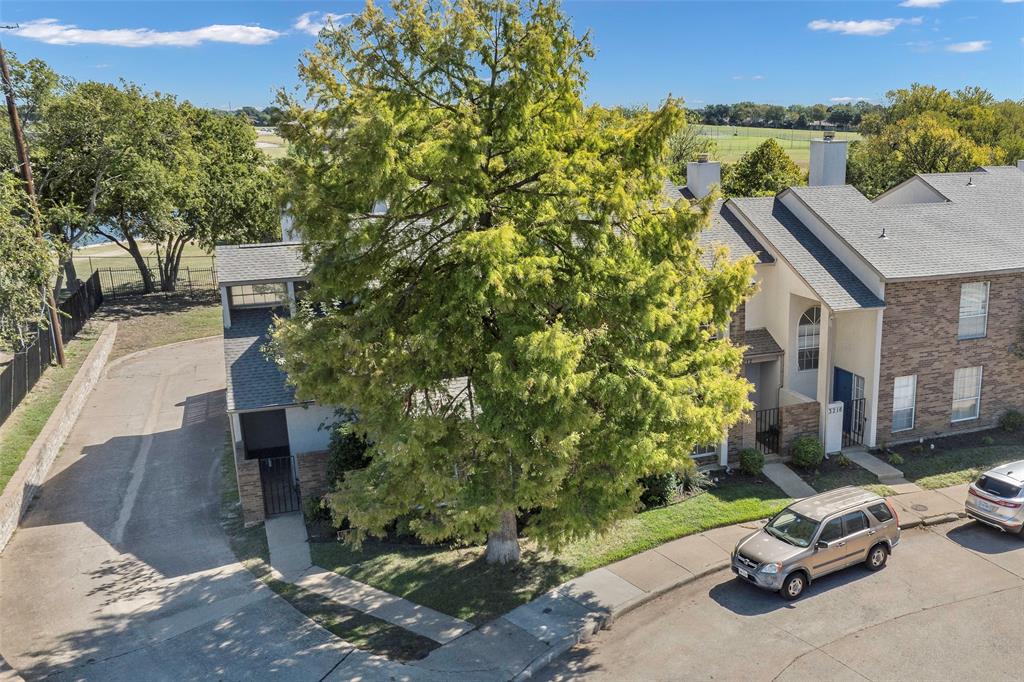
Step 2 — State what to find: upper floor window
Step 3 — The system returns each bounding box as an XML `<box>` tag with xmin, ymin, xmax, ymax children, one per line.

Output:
<box><xmin>228</xmin><ymin>283</ymin><xmax>287</xmax><ymax>308</ymax></box>
<box><xmin>797</xmin><ymin>306</ymin><xmax>821</xmax><ymax>371</ymax></box>
<box><xmin>951</xmin><ymin>366</ymin><xmax>983</xmax><ymax>422</ymax></box>
<box><xmin>958</xmin><ymin>282</ymin><xmax>989</xmax><ymax>340</ymax></box>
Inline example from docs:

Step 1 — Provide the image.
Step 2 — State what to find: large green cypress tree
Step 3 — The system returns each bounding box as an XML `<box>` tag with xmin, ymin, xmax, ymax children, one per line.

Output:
<box><xmin>274</xmin><ymin>0</ymin><xmax>754</xmax><ymax>564</ymax></box>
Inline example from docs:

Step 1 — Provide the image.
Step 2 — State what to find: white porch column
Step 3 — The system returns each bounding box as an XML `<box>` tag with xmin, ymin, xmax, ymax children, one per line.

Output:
<box><xmin>286</xmin><ymin>281</ymin><xmax>297</xmax><ymax>317</ymax></box>
<box><xmin>817</xmin><ymin>307</ymin><xmax>835</xmax><ymax>444</ymax></box>
<box><xmin>220</xmin><ymin>286</ymin><xmax>231</xmax><ymax>328</ymax></box>
<box><xmin>865</xmin><ymin>306</ymin><xmax>884</xmax><ymax>448</ymax></box>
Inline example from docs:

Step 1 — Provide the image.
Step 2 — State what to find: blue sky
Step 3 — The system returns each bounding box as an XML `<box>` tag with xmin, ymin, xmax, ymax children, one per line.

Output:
<box><xmin>1</xmin><ymin>1</ymin><xmax>1020</xmax><ymax>110</ymax></box>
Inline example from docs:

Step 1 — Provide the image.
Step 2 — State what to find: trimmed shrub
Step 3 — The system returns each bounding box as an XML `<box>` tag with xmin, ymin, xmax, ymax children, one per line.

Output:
<box><xmin>678</xmin><ymin>466</ymin><xmax>711</xmax><ymax>494</ymax></box>
<box><xmin>304</xmin><ymin>495</ymin><xmax>331</xmax><ymax>523</ymax></box>
<box><xmin>888</xmin><ymin>452</ymin><xmax>904</xmax><ymax>466</ymax></box>
<box><xmin>738</xmin><ymin>448</ymin><xmax>765</xmax><ymax>476</ymax></box>
<box><xmin>639</xmin><ymin>472</ymin><xmax>676</xmax><ymax>509</ymax></box>
<box><xmin>981</xmin><ymin>435</ymin><xmax>995</xmax><ymax>446</ymax></box>
<box><xmin>789</xmin><ymin>436</ymin><xmax>824</xmax><ymax>469</ymax></box>
<box><xmin>835</xmin><ymin>454</ymin><xmax>852</xmax><ymax>468</ymax></box>
<box><xmin>999</xmin><ymin>410</ymin><xmax>1024</xmax><ymax>433</ymax></box>
<box><xmin>326</xmin><ymin>426</ymin><xmax>371</xmax><ymax>486</ymax></box>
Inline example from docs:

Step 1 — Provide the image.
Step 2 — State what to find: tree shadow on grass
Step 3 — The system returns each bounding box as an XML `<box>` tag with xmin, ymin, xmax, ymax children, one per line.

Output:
<box><xmin>93</xmin><ymin>290</ymin><xmax>220</xmax><ymax>322</ymax></box>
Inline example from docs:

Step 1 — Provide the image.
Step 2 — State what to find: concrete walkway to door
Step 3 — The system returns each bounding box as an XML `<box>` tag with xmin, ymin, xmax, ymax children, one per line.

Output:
<box><xmin>0</xmin><ymin>338</ymin><xmax>351</xmax><ymax>681</ymax></box>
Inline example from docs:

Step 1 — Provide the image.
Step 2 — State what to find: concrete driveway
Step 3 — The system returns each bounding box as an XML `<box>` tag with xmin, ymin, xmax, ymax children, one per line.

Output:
<box><xmin>0</xmin><ymin>337</ymin><xmax>349</xmax><ymax>681</ymax></box>
<box><xmin>543</xmin><ymin>520</ymin><xmax>1024</xmax><ymax>681</ymax></box>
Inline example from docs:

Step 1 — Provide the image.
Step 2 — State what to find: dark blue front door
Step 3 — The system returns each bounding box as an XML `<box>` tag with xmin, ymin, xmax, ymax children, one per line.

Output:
<box><xmin>833</xmin><ymin>367</ymin><xmax>854</xmax><ymax>433</ymax></box>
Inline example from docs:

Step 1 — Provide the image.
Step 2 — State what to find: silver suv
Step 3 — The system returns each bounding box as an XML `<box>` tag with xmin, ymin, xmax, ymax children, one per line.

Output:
<box><xmin>964</xmin><ymin>461</ymin><xmax>1024</xmax><ymax>534</ymax></box>
<box><xmin>731</xmin><ymin>487</ymin><xmax>901</xmax><ymax>600</ymax></box>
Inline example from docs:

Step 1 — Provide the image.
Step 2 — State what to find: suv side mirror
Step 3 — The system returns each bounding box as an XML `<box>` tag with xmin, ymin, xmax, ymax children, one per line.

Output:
<box><xmin>816</xmin><ymin>540</ymin><xmax>829</xmax><ymax>549</ymax></box>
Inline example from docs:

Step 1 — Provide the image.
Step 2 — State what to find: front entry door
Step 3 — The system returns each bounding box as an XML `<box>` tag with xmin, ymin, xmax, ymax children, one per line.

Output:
<box><xmin>833</xmin><ymin>367</ymin><xmax>866</xmax><ymax>445</ymax></box>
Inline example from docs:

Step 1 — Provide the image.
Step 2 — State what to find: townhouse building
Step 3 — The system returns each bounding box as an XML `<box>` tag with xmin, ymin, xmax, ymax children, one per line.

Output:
<box><xmin>218</xmin><ymin>140</ymin><xmax>1024</xmax><ymax>524</ymax></box>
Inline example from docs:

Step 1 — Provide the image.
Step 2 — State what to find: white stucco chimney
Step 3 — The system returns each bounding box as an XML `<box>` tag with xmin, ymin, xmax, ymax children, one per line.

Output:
<box><xmin>280</xmin><ymin>209</ymin><xmax>299</xmax><ymax>243</ymax></box>
<box><xmin>1017</xmin><ymin>159</ymin><xmax>1024</xmax><ymax>172</ymax></box>
<box><xmin>809</xmin><ymin>132</ymin><xmax>849</xmax><ymax>186</ymax></box>
<box><xmin>686</xmin><ymin>153</ymin><xmax>721</xmax><ymax>199</ymax></box>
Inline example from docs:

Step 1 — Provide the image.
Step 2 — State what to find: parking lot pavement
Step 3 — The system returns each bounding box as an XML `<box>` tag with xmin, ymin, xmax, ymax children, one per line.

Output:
<box><xmin>541</xmin><ymin>520</ymin><xmax>1024</xmax><ymax>682</ymax></box>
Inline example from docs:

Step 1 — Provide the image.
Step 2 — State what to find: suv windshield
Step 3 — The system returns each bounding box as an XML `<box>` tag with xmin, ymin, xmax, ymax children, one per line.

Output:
<box><xmin>764</xmin><ymin>510</ymin><xmax>819</xmax><ymax>548</ymax></box>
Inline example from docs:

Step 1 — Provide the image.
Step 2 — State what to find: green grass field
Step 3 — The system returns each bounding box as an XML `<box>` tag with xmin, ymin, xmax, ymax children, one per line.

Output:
<box><xmin>72</xmin><ymin>241</ymin><xmax>214</xmax><ymax>277</ymax></box>
<box><xmin>698</xmin><ymin>125</ymin><xmax>861</xmax><ymax>168</ymax></box>
<box><xmin>252</xmin><ymin>125</ymin><xmax>860</xmax><ymax>168</ymax></box>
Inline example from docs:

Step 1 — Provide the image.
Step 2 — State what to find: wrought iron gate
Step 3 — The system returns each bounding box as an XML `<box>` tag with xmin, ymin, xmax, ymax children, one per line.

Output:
<box><xmin>755</xmin><ymin>407</ymin><xmax>780</xmax><ymax>454</ymax></box>
<box><xmin>260</xmin><ymin>456</ymin><xmax>300</xmax><ymax>516</ymax></box>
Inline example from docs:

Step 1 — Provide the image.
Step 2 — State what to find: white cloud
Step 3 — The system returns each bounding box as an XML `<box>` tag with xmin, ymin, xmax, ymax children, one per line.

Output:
<box><xmin>830</xmin><ymin>97</ymin><xmax>872</xmax><ymax>103</ymax></box>
<box><xmin>11</xmin><ymin>18</ymin><xmax>281</xmax><ymax>47</ymax></box>
<box><xmin>751</xmin><ymin>74</ymin><xmax>765</xmax><ymax>80</ymax></box>
<box><xmin>732</xmin><ymin>74</ymin><xmax>766</xmax><ymax>80</ymax></box>
<box><xmin>946</xmin><ymin>40</ymin><xmax>991</xmax><ymax>52</ymax></box>
<box><xmin>899</xmin><ymin>0</ymin><xmax>948</xmax><ymax>8</ymax></box>
<box><xmin>293</xmin><ymin>11</ymin><xmax>353</xmax><ymax>36</ymax></box>
<box><xmin>1003</xmin><ymin>0</ymin><xmax>1023</xmax><ymax>4</ymax></box>
<box><xmin>808</xmin><ymin>17</ymin><xmax>922</xmax><ymax>37</ymax></box>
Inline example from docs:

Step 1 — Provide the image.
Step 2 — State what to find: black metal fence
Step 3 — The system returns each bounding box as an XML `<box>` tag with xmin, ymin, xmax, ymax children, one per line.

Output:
<box><xmin>0</xmin><ymin>272</ymin><xmax>103</xmax><ymax>428</ymax></box>
<box><xmin>259</xmin><ymin>456</ymin><xmax>301</xmax><ymax>516</ymax></box>
<box><xmin>97</xmin><ymin>266</ymin><xmax>217</xmax><ymax>300</ymax></box>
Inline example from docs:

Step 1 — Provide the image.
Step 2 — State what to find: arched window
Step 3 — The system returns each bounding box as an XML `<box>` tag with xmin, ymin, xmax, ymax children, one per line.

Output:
<box><xmin>797</xmin><ymin>306</ymin><xmax>821</xmax><ymax>371</ymax></box>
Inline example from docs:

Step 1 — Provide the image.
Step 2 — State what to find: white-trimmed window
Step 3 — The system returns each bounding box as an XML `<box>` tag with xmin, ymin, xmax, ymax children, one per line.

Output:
<box><xmin>691</xmin><ymin>442</ymin><xmax>719</xmax><ymax>462</ymax></box>
<box><xmin>958</xmin><ymin>282</ymin><xmax>989</xmax><ymax>340</ymax></box>
<box><xmin>892</xmin><ymin>375</ymin><xmax>917</xmax><ymax>432</ymax></box>
<box><xmin>797</xmin><ymin>306</ymin><xmax>821</xmax><ymax>371</ymax></box>
<box><xmin>228</xmin><ymin>283</ymin><xmax>287</xmax><ymax>308</ymax></box>
<box><xmin>951</xmin><ymin>366</ymin><xmax>983</xmax><ymax>422</ymax></box>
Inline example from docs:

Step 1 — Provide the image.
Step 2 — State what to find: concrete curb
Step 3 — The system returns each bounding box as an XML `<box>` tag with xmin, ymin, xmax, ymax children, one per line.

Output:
<box><xmin>900</xmin><ymin>510</ymin><xmax>967</xmax><ymax>530</ymax></box>
<box><xmin>513</xmin><ymin>561</ymin><xmax>731</xmax><ymax>680</ymax></box>
<box><xmin>0</xmin><ymin>323</ymin><xmax>117</xmax><ymax>553</ymax></box>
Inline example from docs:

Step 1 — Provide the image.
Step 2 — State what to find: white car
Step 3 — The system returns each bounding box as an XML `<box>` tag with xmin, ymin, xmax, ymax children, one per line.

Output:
<box><xmin>964</xmin><ymin>461</ymin><xmax>1024</xmax><ymax>535</ymax></box>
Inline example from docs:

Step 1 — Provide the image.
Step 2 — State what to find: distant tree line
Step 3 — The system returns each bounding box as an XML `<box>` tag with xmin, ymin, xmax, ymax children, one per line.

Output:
<box><xmin>692</xmin><ymin>101</ymin><xmax>883</xmax><ymax>130</ymax></box>
<box><xmin>221</xmin><ymin>105</ymin><xmax>286</xmax><ymax>126</ymax></box>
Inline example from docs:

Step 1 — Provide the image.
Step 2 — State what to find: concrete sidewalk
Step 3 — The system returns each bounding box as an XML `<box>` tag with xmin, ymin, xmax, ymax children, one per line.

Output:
<box><xmin>260</xmin><ymin>482</ymin><xmax>974</xmax><ymax>680</ymax></box>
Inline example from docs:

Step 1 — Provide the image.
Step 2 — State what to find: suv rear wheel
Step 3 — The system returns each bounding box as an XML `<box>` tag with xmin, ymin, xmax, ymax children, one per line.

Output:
<box><xmin>780</xmin><ymin>572</ymin><xmax>806</xmax><ymax>600</ymax></box>
<box><xmin>865</xmin><ymin>543</ymin><xmax>888</xmax><ymax>571</ymax></box>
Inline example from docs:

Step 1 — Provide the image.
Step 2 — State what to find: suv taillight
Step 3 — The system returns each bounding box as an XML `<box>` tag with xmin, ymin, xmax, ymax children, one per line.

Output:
<box><xmin>886</xmin><ymin>499</ymin><xmax>899</xmax><ymax>526</ymax></box>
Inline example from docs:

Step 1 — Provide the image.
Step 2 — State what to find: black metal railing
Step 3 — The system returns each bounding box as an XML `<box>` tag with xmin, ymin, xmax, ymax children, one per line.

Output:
<box><xmin>259</xmin><ymin>456</ymin><xmax>301</xmax><ymax>516</ymax></box>
<box><xmin>96</xmin><ymin>266</ymin><xmax>217</xmax><ymax>300</ymax></box>
<box><xmin>0</xmin><ymin>272</ymin><xmax>103</xmax><ymax>428</ymax></box>
<box><xmin>843</xmin><ymin>397</ymin><xmax>867</xmax><ymax>447</ymax></box>
<box><xmin>755</xmin><ymin>407</ymin><xmax>780</xmax><ymax>455</ymax></box>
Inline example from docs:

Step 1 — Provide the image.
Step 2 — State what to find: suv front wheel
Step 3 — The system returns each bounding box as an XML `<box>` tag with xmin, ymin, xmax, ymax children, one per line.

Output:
<box><xmin>780</xmin><ymin>572</ymin><xmax>806</xmax><ymax>600</ymax></box>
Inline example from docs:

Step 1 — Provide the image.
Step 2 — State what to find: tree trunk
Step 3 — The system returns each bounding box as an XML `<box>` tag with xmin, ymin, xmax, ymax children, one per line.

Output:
<box><xmin>125</xmin><ymin>240</ymin><xmax>154</xmax><ymax>294</ymax></box>
<box><xmin>485</xmin><ymin>509</ymin><xmax>520</xmax><ymax>565</ymax></box>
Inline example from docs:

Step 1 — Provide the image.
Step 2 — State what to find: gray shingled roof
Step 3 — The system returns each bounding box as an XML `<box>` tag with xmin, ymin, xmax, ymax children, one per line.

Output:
<box><xmin>789</xmin><ymin>167</ymin><xmax>1024</xmax><ymax>280</ymax></box>
<box><xmin>701</xmin><ymin>200</ymin><xmax>774</xmax><ymax>267</ymax></box>
<box><xmin>215</xmin><ymin>243</ymin><xmax>309</xmax><ymax>286</ymax></box>
<box><xmin>223</xmin><ymin>308</ymin><xmax>297</xmax><ymax>412</ymax></box>
<box><xmin>729</xmin><ymin>197</ymin><xmax>885</xmax><ymax>311</ymax></box>
<box><xmin>743</xmin><ymin>327</ymin><xmax>783</xmax><ymax>361</ymax></box>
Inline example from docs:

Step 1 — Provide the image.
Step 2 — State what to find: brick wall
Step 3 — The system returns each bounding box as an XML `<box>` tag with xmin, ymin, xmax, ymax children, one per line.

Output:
<box><xmin>297</xmin><ymin>451</ymin><xmax>330</xmax><ymax>504</ymax></box>
<box><xmin>235</xmin><ymin>452</ymin><xmax>265</xmax><ymax>526</ymax></box>
<box><xmin>780</xmin><ymin>400</ymin><xmax>820</xmax><ymax>456</ymax></box>
<box><xmin>877</xmin><ymin>274</ymin><xmax>1024</xmax><ymax>443</ymax></box>
<box><xmin>730</xmin><ymin>302</ymin><xmax>746</xmax><ymax>345</ymax></box>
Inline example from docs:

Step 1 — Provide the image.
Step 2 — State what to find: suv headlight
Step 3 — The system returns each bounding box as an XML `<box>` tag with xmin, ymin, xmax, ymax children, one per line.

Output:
<box><xmin>760</xmin><ymin>562</ymin><xmax>782</xmax><ymax>575</ymax></box>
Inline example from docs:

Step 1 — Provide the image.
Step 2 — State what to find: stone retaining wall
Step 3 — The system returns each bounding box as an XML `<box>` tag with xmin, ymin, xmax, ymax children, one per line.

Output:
<box><xmin>0</xmin><ymin>324</ymin><xmax>117</xmax><ymax>553</ymax></box>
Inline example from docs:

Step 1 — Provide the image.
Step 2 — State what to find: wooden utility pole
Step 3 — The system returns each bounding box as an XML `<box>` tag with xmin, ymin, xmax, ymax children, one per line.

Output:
<box><xmin>0</xmin><ymin>38</ymin><xmax>65</xmax><ymax>365</ymax></box>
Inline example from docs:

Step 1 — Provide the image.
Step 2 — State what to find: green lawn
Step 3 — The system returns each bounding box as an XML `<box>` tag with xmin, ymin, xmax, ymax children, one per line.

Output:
<box><xmin>219</xmin><ymin>442</ymin><xmax>438</xmax><ymax>660</ymax></box>
<box><xmin>312</xmin><ymin>476</ymin><xmax>790</xmax><ymax>624</ymax></box>
<box><xmin>92</xmin><ymin>292</ymin><xmax>224</xmax><ymax>359</ymax></box>
<box><xmin>0</xmin><ymin>325</ymin><xmax>102</xmax><ymax>494</ymax></box>
<box><xmin>698</xmin><ymin>124</ymin><xmax>861</xmax><ymax>168</ymax></box>
<box><xmin>794</xmin><ymin>456</ymin><xmax>895</xmax><ymax>498</ymax></box>
<box><xmin>893</xmin><ymin>431</ymin><xmax>1024</xmax><ymax>489</ymax></box>
<box><xmin>72</xmin><ymin>241</ymin><xmax>214</xmax><ymax>278</ymax></box>
<box><xmin>256</xmin><ymin>132</ymin><xmax>288</xmax><ymax>160</ymax></box>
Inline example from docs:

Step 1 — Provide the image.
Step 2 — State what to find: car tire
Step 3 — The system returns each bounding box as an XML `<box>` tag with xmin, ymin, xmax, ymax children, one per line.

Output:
<box><xmin>780</xmin><ymin>572</ymin><xmax>806</xmax><ymax>601</ymax></box>
<box><xmin>865</xmin><ymin>543</ymin><xmax>888</xmax><ymax>571</ymax></box>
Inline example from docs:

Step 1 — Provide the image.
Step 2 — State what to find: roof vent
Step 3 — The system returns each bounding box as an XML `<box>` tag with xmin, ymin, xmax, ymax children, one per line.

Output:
<box><xmin>697</xmin><ymin>152</ymin><xmax>710</xmax><ymax>163</ymax></box>
<box><xmin>823</xmin><ymin>131</ymin><xmax>836</xmax><ymax>142</ymax></box>
<box><xmin>879</xmin><ymin>226</ymin><xmax>889</xmax><ymax>240</ymax></box>
<box><xmin>966</xmin><ymin>176</ymin><xmax>974</xmax><ymax>187</ymax></box>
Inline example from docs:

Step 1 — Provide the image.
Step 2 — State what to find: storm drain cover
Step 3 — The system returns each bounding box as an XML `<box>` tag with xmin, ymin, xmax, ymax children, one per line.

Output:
<box><xmin>911</xmin><ymin>504</ymin><xmax>929</xmax><ymax>512</ymax></box>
